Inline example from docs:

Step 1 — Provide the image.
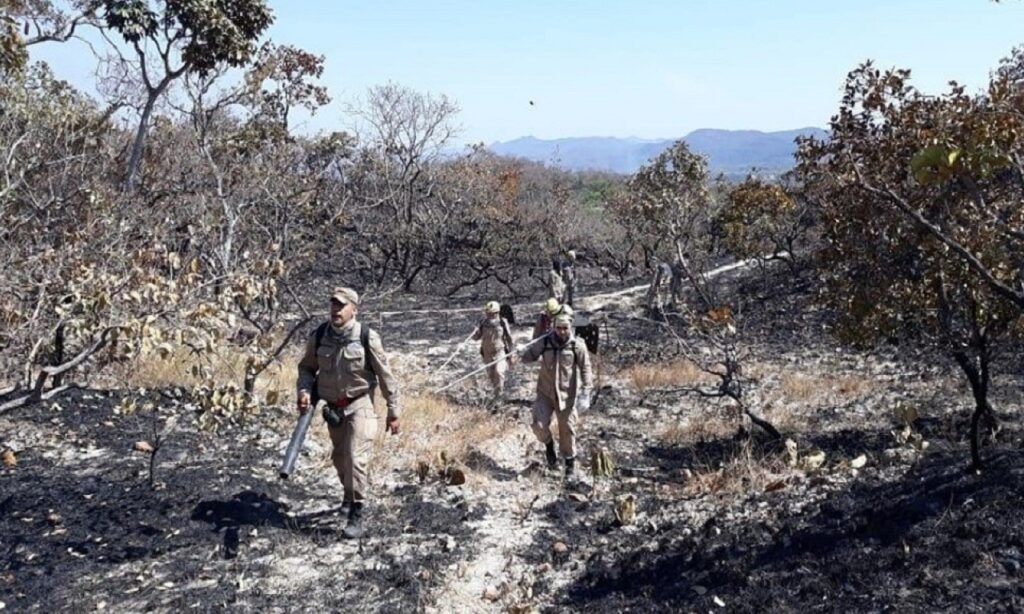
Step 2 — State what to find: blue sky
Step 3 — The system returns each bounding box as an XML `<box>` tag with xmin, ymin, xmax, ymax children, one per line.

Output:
<box><xmin>31</xmin><ymin>0</ymin><xmax>1024</xmax><ymax>144</ymax></box>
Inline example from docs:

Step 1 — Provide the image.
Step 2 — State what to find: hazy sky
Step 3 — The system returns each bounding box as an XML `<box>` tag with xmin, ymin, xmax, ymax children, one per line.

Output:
<box><xmin>30</xmin><ymin>0</ymin><xmax>1024</xmax><ymax>144</ymax></box>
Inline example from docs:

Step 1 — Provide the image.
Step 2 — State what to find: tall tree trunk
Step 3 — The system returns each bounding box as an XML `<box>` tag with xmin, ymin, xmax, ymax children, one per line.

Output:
<box><xmin>125</xmin><ymin>79</ymin><xmax>173</xmax><ymax>193</ymax></box>
<box><xmin>52</xmin><ymin>324</ymin><xmax>65</xmax><ymax>387</ymax></box>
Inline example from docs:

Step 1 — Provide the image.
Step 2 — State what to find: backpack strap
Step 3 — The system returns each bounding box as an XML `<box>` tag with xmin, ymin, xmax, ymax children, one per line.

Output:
<box><xmin>314</xmin><ymin>322</ymin><xmax>329</xmax><ymax>351</ymax></box>
<box><xmin>360</xmin><ymin>324</ymin><xmax>375</xmax><ymax>375</ymax></box>
<box><xmin>541</xmin><ymin>336</ymin><xmax>580</xmax><ymax>369</ymax></box>
<box><xmin>500</xmin><ymin>318</ymin><xmax>513</xmax><ymax>352</ymax></box>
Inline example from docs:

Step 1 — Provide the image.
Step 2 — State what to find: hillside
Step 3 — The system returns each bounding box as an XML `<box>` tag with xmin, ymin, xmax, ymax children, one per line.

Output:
<box><xmin>3</xmin><ymin>265</ymin><xmax>1022</xmax><ymax>612</ymax></box>
<box><xmin>488</xmin><ymin>128</ymin><xmax>828</xmax><ymax>176</ymax></box>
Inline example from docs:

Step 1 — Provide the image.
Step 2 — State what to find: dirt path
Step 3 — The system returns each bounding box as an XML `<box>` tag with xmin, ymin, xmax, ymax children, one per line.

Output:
<box><xmin>424</xmin><ymin>326</ymin><xmax>592</xmax><ymax>612</ymax></box>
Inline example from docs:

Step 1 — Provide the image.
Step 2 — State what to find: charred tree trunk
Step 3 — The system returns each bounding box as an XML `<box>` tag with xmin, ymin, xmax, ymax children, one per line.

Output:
<box><xmin>953</xmin><ymin>348</ymin><xmax>996</xmax><ymax>471</ymax></box>
<box><xmin>52</xmin><ymin>323</ymin><xmax>65</xmax><ymax>387</ymax></box>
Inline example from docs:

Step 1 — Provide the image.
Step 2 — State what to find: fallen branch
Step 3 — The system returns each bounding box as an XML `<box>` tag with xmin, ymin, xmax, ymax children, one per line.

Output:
<box><xmin>0</xmin><ymin>384</ymin><xmax>77</xmax><ymax>414</ymax></box>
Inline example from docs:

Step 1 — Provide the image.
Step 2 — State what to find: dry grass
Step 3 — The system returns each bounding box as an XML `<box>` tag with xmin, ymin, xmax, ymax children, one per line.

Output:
<box><xmin>656</xmin><ymin>412</ymin><xmax>795</xmax><ymax>496</ymax></box>
<box><xmin>385</xmin><ymin>392</ymin><xmax>508</xmax><ymax>464</ymax></box>
<box><xmin>659</xmin><ymin>413</ymin><xmax>738</xmax><ymax>444</ymax></box>
<box><xmin>681</xmin><ymin>448</ymin><xmax>791</xmax><ymax>497</ymax></box>
<box><xmin>665</xmin><ymin>436</ymin><xmax>794</xmax><ymax>497</ymax></box>
<box><xmin>306</xmin><ymin>359</ymin><xmax>514</xmax><ymax>483</ymax></box>
<box><xmin>775</xmin><ymin>372</ymin><xmax>876</xmax><ymax>406</ymax></box>
<box><xmin>623</xmin><ymin>360</ymin><xmax>710</xmax><ymax>393</ymax></box>
<box><xmin>122</xmin><ymin>342</ymin><xmax>300</xmax><ymax>404</ymax></box>
<box><xmin>128</xmin><ymin>343</ymin><xmax>513</xmax><ymax>484</ymax></box>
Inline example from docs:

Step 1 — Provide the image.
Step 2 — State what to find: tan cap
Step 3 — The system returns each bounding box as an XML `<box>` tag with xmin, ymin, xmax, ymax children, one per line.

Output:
<box><xmin>330</xmin><ymin>287</ymin><xmax>359</xmax><ymax>306</ymax></box>
<box><xmin>485</xmin><ymin>300</ymin><xmax>500</xmax><ymax>314</ymax></box>
<box><xmin>553</xmin><ymin>313</ymin><xmax>573</xmax><ymax>327</ymax></box>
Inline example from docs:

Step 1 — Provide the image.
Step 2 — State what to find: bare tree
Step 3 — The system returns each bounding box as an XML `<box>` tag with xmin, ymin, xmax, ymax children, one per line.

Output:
<box><xmin>92</xmin><ymin>0</ymin><xmax>273</xmax><ymax>191</ymax></box>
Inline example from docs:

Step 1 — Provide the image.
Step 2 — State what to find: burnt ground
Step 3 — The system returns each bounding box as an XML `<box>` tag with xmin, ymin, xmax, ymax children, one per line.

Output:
<box><xmin>3</xmin><ymin>264</ymin><xmax>1024</xmax><ymax>612</ymax></box>
<box><xmin>536</xmin><ymin>429</ymin><xmax>1024</xmax><ymax>609</ymax></box>
<box><xmin>545</xmin><ymin>440</ymin><xmax>1024</xmax><ymax>613</ymax></box>
<box><xmin>0</xmin><ymin>390</ymin><xmax>481</xmax><ymax>612</ymax></box>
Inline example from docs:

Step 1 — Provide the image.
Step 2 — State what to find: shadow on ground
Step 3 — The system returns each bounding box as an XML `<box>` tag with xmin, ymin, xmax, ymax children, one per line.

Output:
<box><xmin>555</xmin><ymin>447</ymin><xmax>1024</xmax><ymax>613</ymax></box>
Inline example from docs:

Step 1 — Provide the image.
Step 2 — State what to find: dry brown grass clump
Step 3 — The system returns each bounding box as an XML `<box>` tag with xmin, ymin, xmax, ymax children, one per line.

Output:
<box><xmin>306</xmin><ymin>389</ymin><xmax>512</xmax><ymax>483</ymax></box>
<box><xmin>680</xmin><ymin>449</ymin><xmax>791</xmax><ymax>497</ymax></box>
<box><xmin>121</xmin><ymin>342</ymin><xmax>299</xmax><ymax>404</ymax></box>
<box><xmin>775</xmin><ymin>372</ymin><xmax>875</xmax><ymax>406</ymax></box>
<box><xmin>657</xmin><ymin>414</ymin><xmax>795</xmax><ymax>496</ymax></box>
<box><xmin>391</xmin><ymin>393</ymin><xmax>507</xmax><ymax>462</ymax></box>
<box><xmin>623</xmin><ymin>360</ymin><xmax>710</xmax><ymax>393</ymax></box>
<box><xmin>659</xmin><ymin>413</ymin><xmax>738</xmax><ymax>444</ymax></box>
<box><xmin>676</xmin><ymin>439</ymin><xmax>794</xmax><ymax>497</ymax></box>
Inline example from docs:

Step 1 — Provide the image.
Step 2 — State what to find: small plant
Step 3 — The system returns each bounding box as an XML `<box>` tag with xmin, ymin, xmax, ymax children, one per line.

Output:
<box><xmin>614</xmin><ymin>494</ymin><xmax>637</xmax><ymax>526</ymax></box>
<box><xmin>590</xmin><ymin>448</ymin><xmax>616</xmax><ymax>478</ymax></box>
<box><xmin>133</xmin><ymin>408</ymin><xmax>178</xmax><ymax>488</ymax></box>
<box><xmin>415</xmin><ymin>449</ymin><xmax>467</xmax><ymax>486</ymax></box>
<box><xmin>892</xmin><ymin>400</ymin><xmax>928</xmax><ymax>452</ymax></box>
<box><xmin>191</xmin><ymin>383</ymin><xmax>259</xmax><ymax>432</ymax></box>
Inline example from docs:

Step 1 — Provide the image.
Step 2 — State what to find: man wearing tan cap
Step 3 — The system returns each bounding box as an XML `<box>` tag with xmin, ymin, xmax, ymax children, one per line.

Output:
<box><xmin>520</xmin><ymin>311</ymin><xmax>593</xmax><ymax>478</ymax></box>
<box><xmin>296</xmin><ymin>287</ymin><xmax>400</xmax><ymax>539</ymax></box>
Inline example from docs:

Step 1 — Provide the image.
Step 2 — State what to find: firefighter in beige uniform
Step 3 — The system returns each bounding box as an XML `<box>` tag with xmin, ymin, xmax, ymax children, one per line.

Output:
<box><xmin>296</xmin><ymin>287</ymin><xmax>400</xmax><ymax>539</ymax></box>
<box><xmin>520</xmin><ymin>312</ymin><xmax>593</xmax><ymax>477</ymax></box>
<box><xmin>548</xmin><ymin>258</ymin><xmax>566</xmax><ymax>302</ymax></box>
<box><xmin>472</xmin><ymin>301</ymin><xmax>513</xmax><ymax>399</ymax></box>
<box><xmin>532</xmin><ymin>298</ymin><xmax>572</xmax><ymax>340</ymax></box>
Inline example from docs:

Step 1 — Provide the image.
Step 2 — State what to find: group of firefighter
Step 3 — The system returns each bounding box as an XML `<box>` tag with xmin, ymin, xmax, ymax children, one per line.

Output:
<box><xmin>294</xmin><ymin>252</ymin><xmax>591</xmax><ymax>539</ymax></box>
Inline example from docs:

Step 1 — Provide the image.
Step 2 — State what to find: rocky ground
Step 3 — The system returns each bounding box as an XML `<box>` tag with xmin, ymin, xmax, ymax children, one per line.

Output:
<box><xmin>2</xmin><ymin>269</ymin><xmax>1024</xmax><ymax>612</ymax></box>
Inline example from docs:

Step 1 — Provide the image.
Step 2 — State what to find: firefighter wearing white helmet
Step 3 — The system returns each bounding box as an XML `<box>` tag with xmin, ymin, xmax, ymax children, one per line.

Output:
<box><xmin>532</xmin><ymin>297</ymin><xmax>573</xmax><ymax>340</ymax></box>
<box><xmin>472</xmin><ymin>300</ymin><xmax>514</xmax><ymax>400</ymax></box>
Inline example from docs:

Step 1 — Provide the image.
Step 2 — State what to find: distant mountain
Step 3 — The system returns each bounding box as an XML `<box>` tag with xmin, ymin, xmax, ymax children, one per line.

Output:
<box><xmin>488</xmin><ymin>128</ymin><xmax>828</xmax><ymax>176</ymax></box>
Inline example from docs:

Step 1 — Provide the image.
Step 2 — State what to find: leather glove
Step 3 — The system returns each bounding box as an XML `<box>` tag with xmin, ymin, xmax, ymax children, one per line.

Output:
<box><xmin>386</xmin><ymin>417</ymin><xmax>400</xmax><ymax>435</ymax></box>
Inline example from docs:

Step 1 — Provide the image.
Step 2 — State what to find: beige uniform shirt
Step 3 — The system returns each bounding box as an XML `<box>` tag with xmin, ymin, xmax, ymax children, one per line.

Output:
<box><xmin>297</xmin><ymin>320</ymin><xmax>400</xmax><ymax>418</ymax></box>
<box><xmin>532</xmin><ymin>312</ymin><xmax>552</xmax><ymax>340</ymax></box>
<box><xmin>549</xmin><ymin>269</ymin><xmax>566</xmax><ymax>298</ymax></box>
<box><xmin>472</xmin><ymin>315</ymin><xmax>513</xmax><ymax>360</ymax></box>
<box><xmin>521</xmin><ymin>334</ymin><xmax>593</xmax><ymax>411</ymax></box>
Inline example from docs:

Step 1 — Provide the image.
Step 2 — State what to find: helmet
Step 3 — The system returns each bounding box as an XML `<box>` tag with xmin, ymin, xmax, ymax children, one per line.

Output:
<box><xmin>484</xmin><ymin>300</ymin><xmax>500</xmax><ymax>314</ymax></box>
<box><xmin>567</xmin><ymin>250</ymin><xmax>577</xmax><ymax>261</ymax></box>
<box><xmin>544</xmin><ymin>298</ymin><xmax>561</xmax><ymax>315</ymax></box>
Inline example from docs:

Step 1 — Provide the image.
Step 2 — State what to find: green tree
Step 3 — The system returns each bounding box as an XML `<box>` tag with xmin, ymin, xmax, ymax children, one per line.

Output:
<box><xmin>719</xmin><ymin>176</ymin><xmax>813</xmax><ymax>275</ymax></box>
<box><xmin>623</xmin><ymin>140</ymin><xmax>719</xmax><ymax>308</ymax></box>
<box><xmin>1</xmin><ymin>0</ymin><xmax>97</xmax><ymax>75</ymax></box>
<box><xmin>97</xmin><ymin>0</ymin><xmax>273</xmax><ymax>191</ymax></box>
<box><xmin>795</xmin><ymin>58</ymin><xmax>1024</xmax><ymax>468</ymax></box>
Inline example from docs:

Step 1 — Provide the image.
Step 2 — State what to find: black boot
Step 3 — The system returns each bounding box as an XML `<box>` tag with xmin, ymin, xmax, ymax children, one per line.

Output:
<box><xmin>339</xmin><ymin>500</ymin><xmax>352</xmax><ymax>518</ymax></box>
<box><xmin>564</xmin><ymin>457</ymin><xmax>576</xmax><ymax>478</ymax></box>
<box><xmin>545</xmin><ymin>441</ymin><xmax>558</xmax><ymax>469</ymax></box>
<box><xmin>343</xmin><ymin>502</ymin><xmax>365</xmax><ymax>539</ymax></box>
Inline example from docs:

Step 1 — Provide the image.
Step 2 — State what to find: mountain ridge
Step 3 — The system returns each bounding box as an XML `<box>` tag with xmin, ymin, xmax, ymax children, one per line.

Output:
<box><xmin>488</xmin><ymin>127</ymin><xmax>828</xmax><ymax>176</ymax></box>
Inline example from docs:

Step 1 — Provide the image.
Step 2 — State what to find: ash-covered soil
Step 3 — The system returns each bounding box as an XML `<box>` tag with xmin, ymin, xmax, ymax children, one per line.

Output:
<box><xmin>0</xmin><ymin>388</ymin><xmax>481</xmax><ymax>612</ymax></box>
<box><xmin>2</xmin><ymin>265</ymin><xmax>1023</xmax><ymax>612</ymax></box>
